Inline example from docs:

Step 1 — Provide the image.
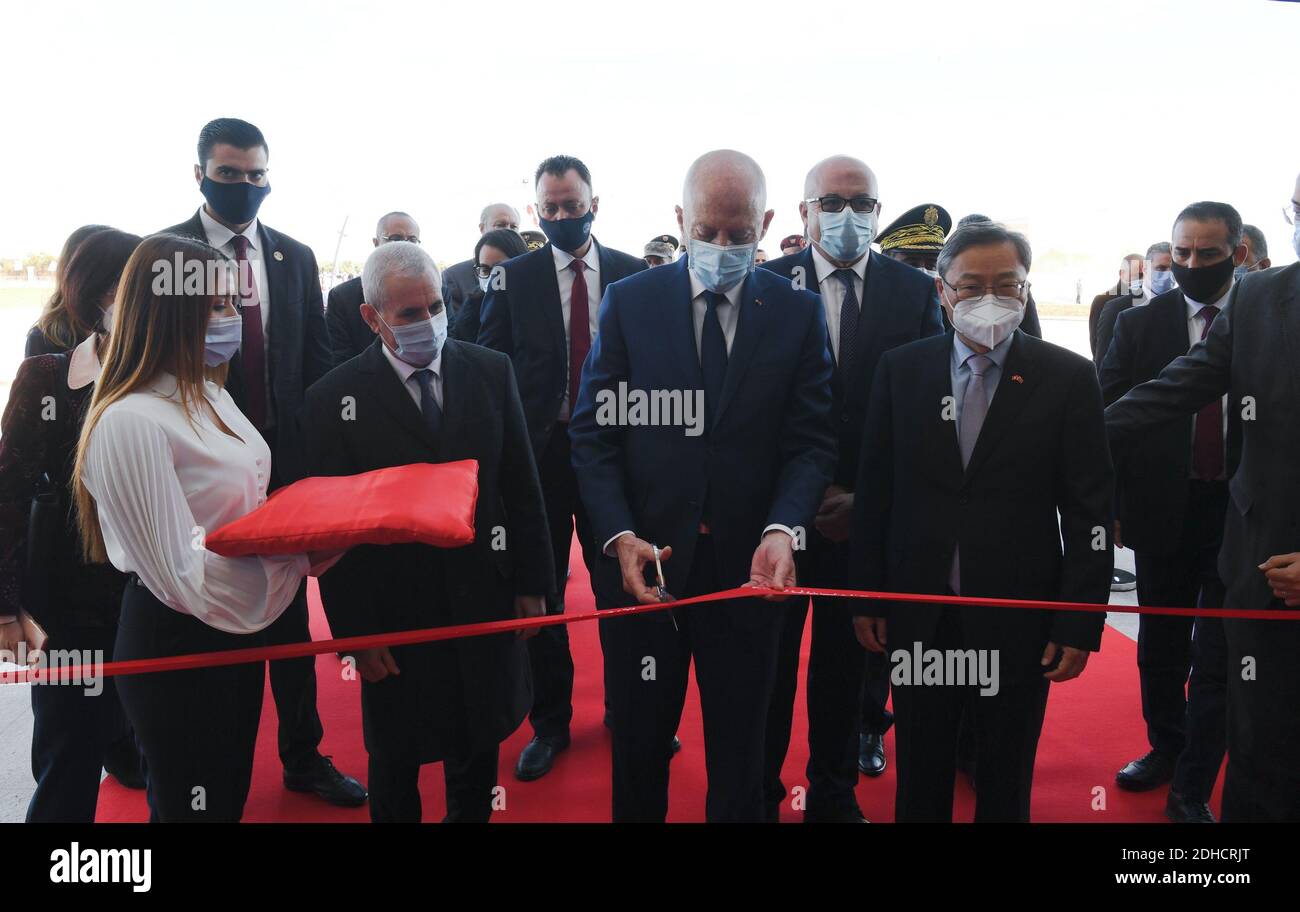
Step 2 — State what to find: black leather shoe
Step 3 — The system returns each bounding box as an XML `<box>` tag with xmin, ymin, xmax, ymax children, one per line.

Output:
<box><xmin>1116</xmin><ymin>750</ymin><xmax>1177</xmax><ymax>791</ymax></box>
<box><xmin>515</xmin><ymin>733</ymin><xmax>570</xmax><ymax>781</ymax></box>
<box><xmin>283</xmin><ymin>755</ymin><xmax>368</xmax><ymax>807</ymax></box>
<box><xmin>1166</xmin><ymin>790</ymin><xmax>1215</xmax><ymax>823</ymax></box>
<box><xmin>671</xmin><ymin>735</ymin><xmax>682</xmax><ymax>755</ymax></box>
<box><xmin>103</xmin><ymin>737</ymin><xmax>146</xmax><ymax>790</ymax></box>
<box><xmin>858</xmin><ymin>732</ymin><xmax>886</xmax><ymax>777</ymax></box>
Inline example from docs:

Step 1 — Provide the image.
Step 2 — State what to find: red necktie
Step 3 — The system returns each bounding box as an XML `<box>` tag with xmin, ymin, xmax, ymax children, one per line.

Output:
<box><xmin>231</xmin><ymin>235</ymin><xmax>268</xmax><ymax>430</ymax></box>
<box><xmin>568</xmin><ymin>259</ymin><xmax>590</xmax><ymax>413</ymax></box>
<box><xmin>1192</xmin><ymin>305</ymin><xmax>1223</xmax><ymax>480</ymax></box>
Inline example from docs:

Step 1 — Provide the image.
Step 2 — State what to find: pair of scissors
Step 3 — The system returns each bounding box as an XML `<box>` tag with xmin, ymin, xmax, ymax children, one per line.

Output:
<box><xmin>651</xmin><ymin>544</ymin><xmax>678</xmax><ymax>631</ymax></box>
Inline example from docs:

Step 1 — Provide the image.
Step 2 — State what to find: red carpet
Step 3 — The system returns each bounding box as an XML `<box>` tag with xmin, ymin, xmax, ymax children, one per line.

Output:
<box><xmin>95</xmin><ymin>539</ymin><xmax>1221</xmax><ymax>822</ymax></box>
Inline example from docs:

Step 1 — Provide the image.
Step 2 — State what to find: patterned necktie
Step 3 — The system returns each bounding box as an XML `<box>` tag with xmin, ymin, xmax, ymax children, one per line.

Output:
<box><xmin>568</xmin><ymin>260</ymin><xmax>590</xmax><ymax>413</ymax></box>
<box><xmin>230</xmin><ymin>234</ymin><xmax>267</xmax><ymax>430</ymax></box>
<box><xmin>1192</xmin><ymin>305</ymin><xmax>1223</xmax><ymax>480</ymax></box>
<box><xmin>414</xmin><ymin>368</ymin><xmax>442</xmax><ymax>437</ymax></box>
<box><xmin>701</xmin><ymin>291</ymin><xmax>729</xmax><ymax>427</ymax></box>
<box><xmin>834</xmin><ymin>268</ymin><xmax>860</xmax><ymax>376</ymax></box>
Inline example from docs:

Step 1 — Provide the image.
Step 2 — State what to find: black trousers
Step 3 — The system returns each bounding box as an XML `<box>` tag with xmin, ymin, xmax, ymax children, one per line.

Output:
<box><xmin>891</xmin><ymin>608</ymin><xmax>1050</xmax><ymax>822</ymax></box>
<box><xmin>530</xmin><ymin>424</ymin><xmax>597</xmax><ymax>738</ymax></box>
<box><xmin>600</xmin><ymin>536</ymin><xmax>783</xmax><ymax>821</ymax></box>
<box><xmin>1172</xmin><ymin>616</ymin><xmax>1227</xmax><ymax>802</ymax></box>
<box><xmin>25</xmin><ymin>624</ymin><xmax>132</xmax><ymax>823</ymax></box>
<box><xmin>1132</xmin><ymin>480</ymin><xmax>1228</xmax><ymax>760</ymax></box>
<box><xmin>113</xmin><ymin>579</ymin><xmax>265</xmax><ymax>821</ymax></box>
<box><xmin>764</xmin><ymin>595</ymin><xmax>866</xmax><ymax>817</ymax></box>
<box><xmin>860</xmin><ymin>649</ymin><xmax>893</xmax><ymax>735</ymax></box>
<box><xmin>367</xmin><ymin>746</ymin><xmax>500</xmax><ymax>822</ymax></box>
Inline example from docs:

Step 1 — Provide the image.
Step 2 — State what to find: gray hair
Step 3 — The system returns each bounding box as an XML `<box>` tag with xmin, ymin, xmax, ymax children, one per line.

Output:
<box><xmin>362</xmin><ymin>241</ymin><xmax>440</xmax><ymax>314</ymax></box>
<box><xmin>1241</xmin><ymin>224</ymin><xmax>1267</xmax><ymax>259</ymax></box>
<box><xmin>937</xmin><ymin>221</ymin><xmax>1032</xmax><ymax>280</ymax></box>
<box><xmin>1145</xmin><ymin>241</ymin><xmax>1171</xmax><ymax>260</ymax></box>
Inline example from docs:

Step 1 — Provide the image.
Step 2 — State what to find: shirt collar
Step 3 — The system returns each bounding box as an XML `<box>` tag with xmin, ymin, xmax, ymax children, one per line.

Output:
<box><xmin>199</xmin><ymin>206</ymin><xmax>260</xmax><ymax>252</ymax></box>
<box><xmin>1184</xmin><ymin>281</ymin><xmax>1233</xmax><ymax>316</ymax></box>
<box><xmin>552</xmin><ymin>238</ymin><xmax>600</xmax><ymax>274</ymax></box>
<box><xmin>688</xmin><ymin>268</ymin><xmax>747</xmax><ymax>308</ymax></box>
<box><xmin>67</xmin><ymin>333</ymin><xmax>102</xmax><ymax>390</ymax></box>
<box><xmin>381</xmin><ymin>338</ymin><xmax>441</xmax><ymax>385</ymax></box>
<box><xmin>952</xmin><ymin>328</ymin><xmax>1015</xmax><ymax>372</ymax></box>
<box><xmin>809</xmin><ymin>244</ymin><xmax>869</xmax><ymax>285</ymax></box>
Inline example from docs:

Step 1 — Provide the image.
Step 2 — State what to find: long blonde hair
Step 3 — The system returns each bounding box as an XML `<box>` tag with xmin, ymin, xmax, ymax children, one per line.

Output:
<box><xmin>73</xmin><ymin>233</ymin><xmax>235</xmax><ymax>562</ymax></box>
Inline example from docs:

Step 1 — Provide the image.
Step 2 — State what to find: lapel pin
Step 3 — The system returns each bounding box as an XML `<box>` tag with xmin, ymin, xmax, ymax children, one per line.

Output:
<box><xmin>755</xmin><ymin>298</ymin><xmax>763</xmax><ymax>307</ymax></box>
<box><xmin>273</xmin><ymin>250</ymin><xmax>284</xmax><ymax>261</ymax></box>
<box><xmin>1011</xmin><ymin>374</ymin><xmax>1024</xmax><ymax>384</ymax></box>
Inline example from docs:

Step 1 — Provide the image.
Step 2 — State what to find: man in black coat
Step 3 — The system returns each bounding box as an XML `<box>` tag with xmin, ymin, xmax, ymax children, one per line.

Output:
<box><xmin>850</xmin><ymin>221</ymin><xmax>1113</xmax><ymax>822</ymax></box>
<box><xmin>302</xmin><ymin>241</ymin><xmax>553</xmax><ymax>822</ymax></box>
<box><xmin>162</xmin><ymin>117</ymin><xmax>363</xmax><ymax>806</ymax></box>
<box><xmin>326</xmin><ymin>211</ymin><xmax>421</xmax><ymax>367</ymax></box>
<box><xmin>1093</xmin><ymin>242</ymin><xmax>1174</xmax><ymax>369</ymax></box>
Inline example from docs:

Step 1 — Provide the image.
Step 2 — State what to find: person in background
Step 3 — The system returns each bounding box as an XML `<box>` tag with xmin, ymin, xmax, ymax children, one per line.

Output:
<box><xmin>520</xmin><ymin>229</ymin><xmax>548</xmax><ymax>252</ymax></box>
<box><xmin>26</xmin><ymin>225</ymin><xmax>112</xmax><ymax>357</ymax></box>
<box><xmin>73</xmin><ymin>234</ymin><xmax>338</xmax><ymax>821</ymax></box>
<box><xmin>326</xmin><ymin>212</ymin><xmax>420</xmax><ymax>366</ymax></box>
<box><xmin>1</xmin><ymin>228</ymin><xmax>143</xmax><ymax>821</ymax></box>
<box><xmin>754</xmin><ymin>248</ymin><xmax>768</xmax><ymax>265</ymax></box>
<box><xmin>760</xmin><ymin>155</ymin><xmax>943</xmax><ymax>822</ymax></box>
<box><xmin>441</xmin><ymin>203</ymin><xmax>521</xmax><ymax>319</ymax></box>
<box><xmin>876</xmin><ymin>203</ymin><xmax>951</xmax><ymax>274</ymax></box>
<box><xmin>1094</xmin><ymin>242</ymin><xmax>1174</xmax><ymax>370</ymax></box>
<box><xmin>161</xmin><ymin>117</ymin><xmax>363</xmax><ymax>808</ymax></box>
<box><xmin>643</xmin><ymin>234</ymin><xmax>678</xmax><ymax>268</ymax></box>
<box><xmin>1090</xmin><ymin>253</ymin><xmax>1145</xmax><ymax>356</ymax></box>
<box><xmin>302</xmin><ymin>242</ymin><xmax>552</xmax><ymax>822</ymax></box>
<box><xmin>779</xmin><ymin>233</ymin><xmax>807</xmax><ymax>257</ymax></box>
<box><xmin>1239</xmin><ymin>224</ymin><xmax>1271</xmax><ymax>275</ymax></box>
<box><xmin>449</xmin><ymin>228</ymin><xmax>529</xmax><ymax>343</ymax></box>
<box><xmin>478</xmin><ymin>155</ymin><xmax>647</xmax><ymax>782</ymax></box>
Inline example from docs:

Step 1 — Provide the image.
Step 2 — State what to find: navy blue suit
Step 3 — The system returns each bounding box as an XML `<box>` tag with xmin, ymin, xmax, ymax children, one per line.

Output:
<box><xmin>570</xmin><ymin>256</ymin><xmax>836</xmax><ymax>821</ymax></box>
<box><xmin>758</xmin><ymin>247</ymin><xmax>943</xmax><ymax>818</ymax></box>
<box><xmin>477</xmin><ymin>238</ymin><xmax>646</xmax><ymax>742</ymax></box>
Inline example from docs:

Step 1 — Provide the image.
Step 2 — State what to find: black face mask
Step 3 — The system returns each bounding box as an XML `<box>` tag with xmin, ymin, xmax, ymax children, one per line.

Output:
<box><xmin>1170</xmin><ymin>255</ymin><xmax>1236</xmax><ymax>303</ymax></box>
<box><xmin>200</xmin><ymin>176</ymin><xmax>271</xmax><ymax>225</ymax></box>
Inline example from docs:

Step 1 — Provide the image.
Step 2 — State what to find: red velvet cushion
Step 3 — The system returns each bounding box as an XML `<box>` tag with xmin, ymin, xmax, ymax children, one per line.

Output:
<box><xmin>206</xmin><ymin>460</ymin><xmax>479</xmax><ymax>557</ymax></box>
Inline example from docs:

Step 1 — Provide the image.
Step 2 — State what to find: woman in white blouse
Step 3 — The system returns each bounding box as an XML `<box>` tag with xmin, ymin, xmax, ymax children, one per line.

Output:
<box><xmin>73</xmin><ymin>233</ymin><xmax>333</xmax><ymax>821</ymax></box>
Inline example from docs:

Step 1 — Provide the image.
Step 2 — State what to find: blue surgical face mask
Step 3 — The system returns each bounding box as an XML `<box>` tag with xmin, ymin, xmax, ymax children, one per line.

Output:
<box><xmin>1293</xmin><ymin>220</ymin><xmax>1300</xmax><ymax>260</ymax></box>
<box><xmin>687</xmin><ymin>238</ymin><xmax>757</xmax><ymax>293</ymax></box>
<box><xmin>1147</xmin><ymin>268</ymin><xmax>1176</xmax><ymax>295</ymax></box>
<box><xmin>539</xmin><ymin>210</ymin><xmax>595</xmax><ymax>254</ymax></box>
<box><xmin>1233</xmin><ymin>263</ymin><xmax>1250</xmax><ymax>280</ymax></box>
<box><xmin>379</xmin><ymin>309</ymin><xmax>448</xmax><ymax>367</ymax></box>
<box><xmin>204</xmin><ymin>314</ymin><xmax>243</xmax><ymax>366</ymax></box>
<box><xmin>816</xmin><ymin>208</ymin><xmax>875</xmax><ymax>262</ymax></box>
<box><xmin>200</xmin><ymin>177</ymin><xmax>271</xmax><ymax>225</ymax></box>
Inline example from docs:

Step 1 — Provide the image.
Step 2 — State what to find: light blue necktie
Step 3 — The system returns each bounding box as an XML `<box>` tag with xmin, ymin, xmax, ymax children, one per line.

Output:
<box><xmin>950</xmin><ymin>353</ymin><xmax>992</xmax><ymax>594</ymax></box>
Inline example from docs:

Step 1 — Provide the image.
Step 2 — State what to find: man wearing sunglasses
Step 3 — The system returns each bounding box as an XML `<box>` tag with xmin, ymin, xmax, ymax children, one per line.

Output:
<box><xmin>327</xmin><ymin>211</ymin><xmax>422</xmax><ymax>367</ymax></box>
<box><xmin>761</xmin><ymin>155</ymin><xmax>943</xmax><ymax>822</ymax></box>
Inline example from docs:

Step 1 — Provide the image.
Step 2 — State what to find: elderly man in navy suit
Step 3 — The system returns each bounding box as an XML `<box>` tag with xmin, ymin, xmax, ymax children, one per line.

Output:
<box><xmin>569</xmin><ymin>149</ymin><xmax>836</xmax><ymax>822</ymax></box>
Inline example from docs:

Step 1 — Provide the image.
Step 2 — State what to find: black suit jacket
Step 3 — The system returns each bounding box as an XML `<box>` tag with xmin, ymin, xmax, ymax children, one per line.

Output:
<box><xmin>1099</xmin><ymin>289</ymin><xmax>1241</xmax><ymax>554</ymax></box>
<box><xmin>301</xmin><ymin>338</ymin><xmax>553</xmax><ymax>762</ymax></box>
<box><xmin>325</xmin><ymin>276</ymin><xmax>373</xmax><ymax>367</ymax></box>
<box><xmin>851</xmin><ymin>330</ymin><xmax>1113</xmax><ymax>666</ymax></box>
<box><xmin>441</xmin><ymin>258</ymin><xmax>478</xmax><ymax>321</ymax></box>
<box><xmin>161</xmin><ymin>209</ymin><xmax>333</xmax><ymax>484</ymax></box>
<box><xmin>477</xmin><ymin>239</ymin><xmax>648</xmax><ymax>457</ymax></box>
<box><xmin>1093</xmin><ymin>292</ymin><xmax>1137</xmax><ymax>368</ymax></box>
<box><xmin>449</xmin><ymin>290</ymin><xmax>486</xmax><ymax>344</ymax></box>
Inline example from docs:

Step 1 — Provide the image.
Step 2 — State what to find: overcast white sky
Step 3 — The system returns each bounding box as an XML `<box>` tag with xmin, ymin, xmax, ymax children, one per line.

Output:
<box><xmin>2</xmin><ymin>0</ymin><xmax>1297</xmax><ymax>292</ymax></box>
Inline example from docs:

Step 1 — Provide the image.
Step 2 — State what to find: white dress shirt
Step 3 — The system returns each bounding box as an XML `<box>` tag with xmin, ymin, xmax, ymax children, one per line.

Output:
<box><xmin>81</xmin><ymin>374</ymin><xmax>309</xmax><ymax>633</ymax></box>
<box><xmin>552</xmin><ymin>240</ymin><xmax>601</xmax><ymax>421</ymax></box>
<box><xmin>1183</xmin><ymin>283</ymin><xmax>1232</xmax><ymax>477</ymax></box>
<box><xmin>381</xmin><ymin>341</ymin><xmax>443</xmax><ymax>410</ymax></box>
<box><xmin>809</xmin><ymin>245</ymin><xmax>868</xmax><ymax>365</ymax></box>
<box><xmin>199</xmin><ymin>207</ymin><xmax>271</xmax><ymax>333</ymax></box>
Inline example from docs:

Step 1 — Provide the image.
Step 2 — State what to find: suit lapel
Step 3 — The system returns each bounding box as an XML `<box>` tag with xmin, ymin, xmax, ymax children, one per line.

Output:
<box><xmin>1159</xmin><ymin>291</ymin><xmax>1190</xmax><ymax>364</ymax></box>
<box><xmin>537</xmin><ymin>244</ymin><xmax>567</xmax><ymax>361</ymax></box>
<box><xmin>438</xmin><ymin>340</ymin><xmax>465</xmax><ymax>439</ymax></box>
<box><xmin>1272</xmin><ymin>270</ymin><xmax>1300</xmax><ymax>416</ymax></box>
<box><xmin>925</xmin><ymin>333</ymin><xmax>964</xmax><ymax>480</ymax></box>
<box><xmin>665</xmin><ymin>258</ymin><xmax>704</xmax><ymax>396</ymax></box>
<box><xmin>796</xmin><ymin>247</ymin><xmax>820</xmax><ymax>295</ymax></box>
<box><xmin>260</xmin><ymin>224</ymin><xmax>290</xmax><ymax>389</ymax></box>
<box><xmin>360</xmin><ymin>341</ymin><xmax>439</xmax><ymax>452</ymax></box>
<box><xmin>715</xmin><ymin>270</ymin><xmax>771</xmax><ymax>426</ymax></box>
<box><xmin>963</xmin><ymin>330</ymin><xmax>1039</xmax><ymax>482</ymax></box>
<box><xmin>850</xmin><ymin>251</ymin><xmax>887</xmax><ymax>393</ymax></box>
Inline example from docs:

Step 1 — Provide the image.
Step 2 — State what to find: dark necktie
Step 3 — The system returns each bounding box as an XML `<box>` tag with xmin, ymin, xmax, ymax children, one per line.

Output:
<box><xmin>568</xmin><ymin>260</ymin><xmax>590</xmax><ymax>413</ymax></box>
<box><xmin>835</xmin><ymin>268</ymin><xmax>860</xmax><ymax>376</ymax></box>
<box><xmin>1192</xmin><ymin>305</ymin><xmax>1223</xmax><ymax>480</ymax></box>
<box><xmin>414</xmin><ymin>368</ymin><xmax>443</xmax><ymax>437</ymax></box>
<box><xmin>230</xmin><ymin>234</ymin><xmax>267</xmax><ymax>430</ymax></box>
<box><xmin>701</xmin><ymin>291</ymin><xmax>729</xmax><ymax>427</ymax></box>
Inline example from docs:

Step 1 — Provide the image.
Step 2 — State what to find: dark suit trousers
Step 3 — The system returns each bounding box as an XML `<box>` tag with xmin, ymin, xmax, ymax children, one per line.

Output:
<box><xmin>367</xmin><ymin>746</ymin><xmax>500</xmax><ymax>823</ymax></box>
<box><xmin>530</xmin><ymin>425</ymin><xmax>596</xmax><ymax>737</ymax></box>
<box><xmin>600</xmin><ymin>536</ymin><xmax>783</xmax><ymax>822</ymax></box>
<box><xmin>764</xmin><ymin>589</ymin><xmax>866</xmax><ymax>817</ymax></box>
<box><xmin>262</xmin><ymin>424</ymin><xmax>325</xmax><ymax>770</ymax></box>
<box><xmin>1132</xmin><ymin>480</ymin><xmax>1228</xmax><ymax>760</ymax></box>
<box><xmin>113</xmin><ymin>580</ymin><xmax>264</xmax><ymax>822</ymax></box>
<box><xmin>860</xmin><ymin>650</ymin><xmax>893</xmax><ymax>735</ymax></box>
<box><xmin>892</xmin><ymin>608</ymin><xmax>1050</xmax><ymax>822</ymax></box>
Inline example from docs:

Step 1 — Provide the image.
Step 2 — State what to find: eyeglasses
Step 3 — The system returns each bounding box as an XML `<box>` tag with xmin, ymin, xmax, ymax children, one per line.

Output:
<box><xmin>475</xmin><ymin>264</ymin><xmax>494</xmax><ymax>279</ymax></box>
<box><xmin>942</xmin><ymin>278</ymin><xmax>1030</xmax><ymax>304</ymax></box>
<box><xmin>804</xmin><ymin>194</ymin><xmax>879</xmax><ymax>214</ymax></box>
<box><xmin>381</xmin><ymin>234</ymin><xmax>420</xmax><ymax>244</ymax></box>
<box><xmin>1284</xmin><ymin>201</ymin><xmax>1300</xmax><ymax>226</ymax></box>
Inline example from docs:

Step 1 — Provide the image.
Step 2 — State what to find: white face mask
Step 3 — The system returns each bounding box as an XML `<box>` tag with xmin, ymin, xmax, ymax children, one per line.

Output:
<box><xmin>948</xmin><ymin>291</ymin><xmax>1025</xmax><ymax>350</ymax></box>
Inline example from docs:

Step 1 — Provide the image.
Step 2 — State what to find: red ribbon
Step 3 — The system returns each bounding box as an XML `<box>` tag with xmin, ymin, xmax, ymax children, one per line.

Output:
<box><xmin>4</xmin><ymin>584</ymin><xmax>1299</xmax><ymax>685</ymax></box>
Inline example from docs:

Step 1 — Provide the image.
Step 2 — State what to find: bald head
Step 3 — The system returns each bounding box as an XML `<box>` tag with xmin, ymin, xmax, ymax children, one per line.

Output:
<box><xmin>677</xmin><ymin>150</ymin><xmax>773</xmax><ymax>248</ymax></box>
<box><xmin>801</xmin><ymin>155</ymin><xmax>880</xmax><ymax>266</ymax></box>
<box><xmin>479</xmin><ymin>203</ymin><xmax>520</xmax><ymax>234</ymax></box>
<box><xmin>374</xmin><ymin>211</ymin><xmax>419</xmax><ymax>247</ymax></box>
